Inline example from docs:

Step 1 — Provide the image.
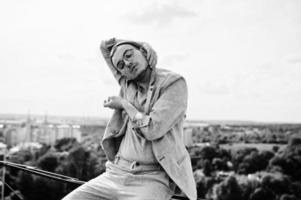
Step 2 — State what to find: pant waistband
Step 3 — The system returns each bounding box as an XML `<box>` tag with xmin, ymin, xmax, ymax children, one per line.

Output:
<box><xmin>114</xmin><ymin>156</ymin><xmax>162</xmax><ymax>171</ymax></box>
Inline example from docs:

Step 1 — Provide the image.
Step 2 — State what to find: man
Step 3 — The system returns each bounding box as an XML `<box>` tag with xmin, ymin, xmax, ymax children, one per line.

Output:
<box><xmin>62</xmin><ymin>38</ymin><xmax>197</xmax><ymax>200</ymax></box>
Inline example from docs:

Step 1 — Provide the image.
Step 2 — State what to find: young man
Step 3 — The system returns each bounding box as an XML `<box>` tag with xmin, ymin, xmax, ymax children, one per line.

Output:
<box><xmin>62</xmin><ymin>38</ymin><xmax>196</xmax><ymax>200</ymax></box>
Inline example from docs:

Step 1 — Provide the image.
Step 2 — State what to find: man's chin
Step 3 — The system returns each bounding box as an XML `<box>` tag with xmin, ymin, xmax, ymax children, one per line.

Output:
<box><xmin>126</xmin><ymin>68</ymin><xmax>148</xmax><ymax>81</ymax></box>
<box><xmin>126</xmin><ymin>74</ymin><xmax>137</xmax><ymax>81</ymax></box>
<box><xmin>128</xmin><ymin>73</ymin><xmax>141</xmax><ymax>82</ymax></box>
<box><xmin>133</xmin><ymin>69</ymin><xmax>148</xmax><ymax>82</ymax></box>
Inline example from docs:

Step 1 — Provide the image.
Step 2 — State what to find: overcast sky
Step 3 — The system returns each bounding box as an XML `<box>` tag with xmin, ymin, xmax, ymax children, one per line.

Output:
<box><xmin>1</xmin><ymin>0</ymin><xmax>300</xmax><ymax>122</ymax></box>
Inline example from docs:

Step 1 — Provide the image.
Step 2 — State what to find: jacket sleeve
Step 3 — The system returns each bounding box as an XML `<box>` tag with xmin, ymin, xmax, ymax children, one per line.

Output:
<box><xmin>102</xmin><ymin>88</ymin><xmax>126</xmax><ymax>137</ymax></box>
<box><xmin>131</xmin><ymin>78</ymin><xmax>187</xmax><ymax>141</ymax></box>
<box><xmin>100</xmin><ymin>38</ymin><xmax>125</xmax><ymax>86</ymax></box>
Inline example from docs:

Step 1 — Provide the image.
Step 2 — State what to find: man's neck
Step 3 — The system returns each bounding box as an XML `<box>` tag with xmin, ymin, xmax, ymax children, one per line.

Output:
<box><xmin>133</xmin><ymin>67</ymin><xmax>152</xmax><ymax>93</ymax></box>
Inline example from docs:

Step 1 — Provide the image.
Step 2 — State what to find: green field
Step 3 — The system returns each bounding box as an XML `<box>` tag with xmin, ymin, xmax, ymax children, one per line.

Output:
<box><xmin>221</xmin><ymin>143</ymin><xmax>286</xmax><ymax>151</ymax></box>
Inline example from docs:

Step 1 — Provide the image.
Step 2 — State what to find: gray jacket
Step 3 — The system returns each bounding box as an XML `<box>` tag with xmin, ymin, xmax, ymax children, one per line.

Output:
<box><xmin>100</xmin><ymin>39</ymin><xmax>197</xmax><ymax>200</ymax></box>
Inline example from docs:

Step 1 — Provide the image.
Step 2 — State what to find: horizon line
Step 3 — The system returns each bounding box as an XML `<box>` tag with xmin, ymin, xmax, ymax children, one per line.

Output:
<box><xmin>0</xmin><ymin>112</ymin><xmax>300</xmax><ymax>125</ymax></box>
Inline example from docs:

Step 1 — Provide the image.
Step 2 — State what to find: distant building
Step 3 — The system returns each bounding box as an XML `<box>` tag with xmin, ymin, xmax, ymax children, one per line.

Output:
<box><xmin>184</xmin><ymin>121</ymin><xmax>209</xmax><ymax>147</ymax></box>
<box><xmin>2</xmin><ymin>118</ymin><xmax>106</xmax><ymax>147</ymax></box>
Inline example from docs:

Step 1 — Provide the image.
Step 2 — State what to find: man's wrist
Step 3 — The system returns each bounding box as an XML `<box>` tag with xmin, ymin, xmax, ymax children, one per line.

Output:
<box><xmin>121</xmin><ymin>99</ymin><xmax>128</xmax><ymax>109</ymax></box>
<box><xmin>106</xmin><ymin>38</ymin><xmax>116</xmax><ymax>48</ymax></box>
<box><xmin>121</xmin><ymin>99</ymin><xmax>139</xmax><ymax>120</ymax></box>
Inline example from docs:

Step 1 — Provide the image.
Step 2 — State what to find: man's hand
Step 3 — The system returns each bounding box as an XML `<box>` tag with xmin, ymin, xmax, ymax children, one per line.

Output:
<box><xmin>103</xmin><ymin>96</ymin><xmax>126</xmax><ymax>110</ymax></box>
<box><xmin>142</xmin><ymin>43</ymin><xmax>157</xmax><ymax>69</ymax></box>
<box><xmin>100</xmin><ymin>38</ymin><xmax>117</xmax><ymax>55</ymax></box>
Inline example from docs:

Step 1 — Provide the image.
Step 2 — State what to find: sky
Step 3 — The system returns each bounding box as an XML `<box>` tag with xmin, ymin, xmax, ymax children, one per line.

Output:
<box><xmin>0</xmin><ymin>0</ymin><xmax>301</xmax><ymax>122</ymax></box>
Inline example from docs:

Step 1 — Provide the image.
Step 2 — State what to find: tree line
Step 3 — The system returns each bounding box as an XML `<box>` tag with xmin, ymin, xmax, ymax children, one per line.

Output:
<box><xmin>1</xmin><ymin>135</ymin><xmax>301</xmax><ymax>200</ymax></box>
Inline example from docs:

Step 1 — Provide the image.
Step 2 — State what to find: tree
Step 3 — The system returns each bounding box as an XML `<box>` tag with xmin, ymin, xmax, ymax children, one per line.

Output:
<box><xmin>200</xmin><ymin>146</ymin><xmax>217</xmax><ymax>161</ymax></box>
<box><xmin>238</xmin><ymin>151</ymin><xmax>259</xmax><ymax>174</ymax></box>
<box><xmin>56</xmin><ymin>146</ymin><xmax>103</xmax><ymax>181</ymax></box>
<box><xmin>289</xmin><ymin>181</ymin><xmax>301</xmax><ymax>199</ymax></box>
<box><xmin>9</xmin><ymin>150</ymin><xmax>33</xmax><ymax>164</ymax></box>
<box><xmin>203</xmin><ymin>159</ymin><xmax>212</xmax><ymax>176</ymax></box>
<box><xmin>289</xmin><ymin>136</ymin><xmax>301</xmax><ymax>146</ymax></box>
<box><xmin>241</xmin><ymin>150</ymin><xmax>274</xmax><ymax>174</ymax></box>
<box><xmin>249</xmin><ymin>187</ymin><xmax>276</xmax><ymax>200</ymax></box>
<box><xmin>54</xmin><ymin>137</ymin><xmax>78</xmax><ymax>152</ymax></box>
<box><xmin>196</xmin><ymin>176</ymin><xmax>216</xmax><ymax>199</ymax></box>
<box><xmin>268</xmin><ymin>137</ymin><xmax>301</xmax><ymax>180</ymax></box>
<box><xmin>213</xmin><ymin>176</ymin><xmax>242</xmax><ymax>200</ymax></box>
<box><xmin>212</xmin><ymin>158</ymin><xmax>227</xmax><ymax>171</ymax></box>
<box><xmin>272</xmin><ymin>145</ymin><xmax>280</xmax><ymax>153</ymax></box>
<box><xmin>261</xmin><ymin>174</ymin><xmax>290</xmax><ymax>195</ymax></box>
<box><xmin>37</xmin><ymin>153</ymin><xmax>59</xmax><ymax>172</ymax></box>
<box><xmin>280</xmin><ymin>194</ymin><xmax>298</xmax><ymax>200</ymax></box>
<box><xmin>231</xmin><ymin>147</ymin><xmax>258</xmax><ymax>172</ymax></box>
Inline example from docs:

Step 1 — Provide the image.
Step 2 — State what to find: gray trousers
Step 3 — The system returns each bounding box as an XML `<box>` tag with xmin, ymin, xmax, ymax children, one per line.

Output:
<box><xmin>62</xmin><ymin>160</ymin><xmax>175</xmax><ymax>200</ymax></box>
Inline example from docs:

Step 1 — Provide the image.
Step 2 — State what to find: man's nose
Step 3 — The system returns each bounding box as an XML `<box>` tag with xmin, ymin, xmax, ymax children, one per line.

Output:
<box><xmin>124</xmin><ymin>60</ymin><xmax>133</xmax><ymax>68</ymax></box>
